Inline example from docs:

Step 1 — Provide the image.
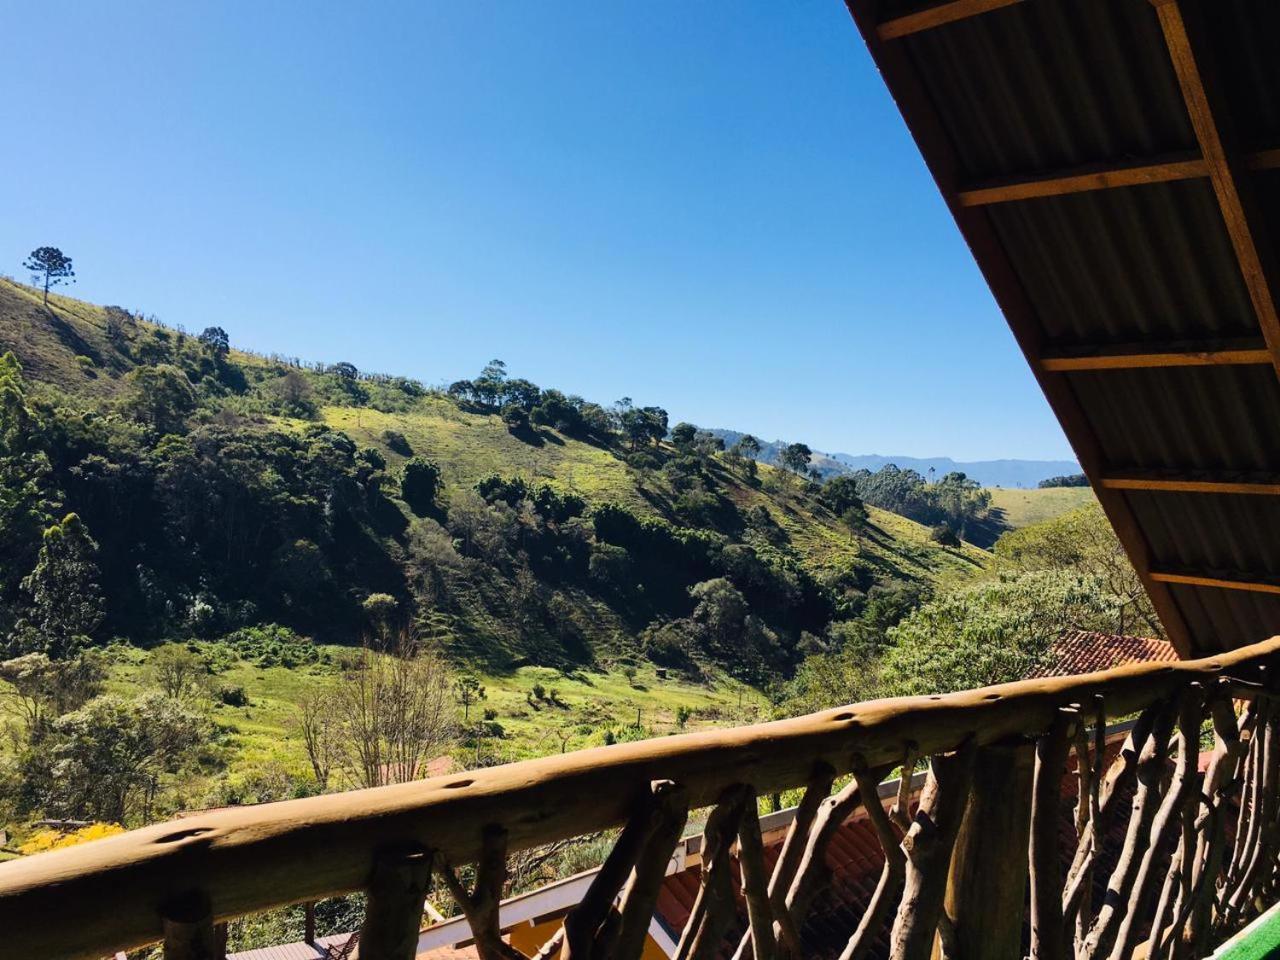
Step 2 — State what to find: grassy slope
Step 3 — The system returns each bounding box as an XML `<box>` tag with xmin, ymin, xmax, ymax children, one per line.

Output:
<box><xmin>90</xmin><ymin>645</ymin><xmax>764</xmax><ymax>808</ymax></box>
<box><xmin>987</xmin><ymin>486</ymin><xmax>1097</xmax><ymax>529</ymax></box>
<box><xmin>322</xmin><ymin>404</ymin><xmax>989</xmax><ymax>588</ymax></box>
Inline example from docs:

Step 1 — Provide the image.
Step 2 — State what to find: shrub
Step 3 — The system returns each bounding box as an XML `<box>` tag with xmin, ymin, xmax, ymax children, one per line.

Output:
<box><xmin>223</xmin><ymin>624</ymin><xmax>321</xmax><ymax>668</ymax></box>
<box><xmin>218</xmin><ymin>684</ymin><xmax>249</xmax><ymax>707</ymax></box>
<box><xmin>382</xmin><ymin>430</ymin><xmax>412</xmax><ymax>456</ymax></box>
<box><xmin>400</xmin><ymin>457</ymin><xmax>442</xmax><ymax>515</ymax></box>
<box><xmin>930</xmin><ymin>523</ymin><xmax>961</xmax><ymax>547</ymax></box>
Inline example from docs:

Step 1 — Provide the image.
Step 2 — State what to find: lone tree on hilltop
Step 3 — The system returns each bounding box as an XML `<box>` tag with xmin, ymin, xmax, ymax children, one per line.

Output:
<box><xmin>198</xmin><ymin>326</ymin><xmax>230</xmax><ymax>358</ymax></box>
<box><xmin>23</xmin><ymin>247</ymin><xmax>75</xmax><ymax>305</ymax></box>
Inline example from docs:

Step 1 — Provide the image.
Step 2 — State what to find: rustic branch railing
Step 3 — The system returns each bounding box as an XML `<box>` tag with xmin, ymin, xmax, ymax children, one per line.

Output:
<box><xmin>2</xmin><ymin>638</ymin><xmax>1280</xmax><ymax>960</ymax></box>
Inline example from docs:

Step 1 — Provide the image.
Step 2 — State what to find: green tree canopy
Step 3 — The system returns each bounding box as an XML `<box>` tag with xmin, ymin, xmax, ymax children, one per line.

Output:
<box><xmin>123</xmin><ymin>364</ymin><xmax>197</xmax><ymax>434</ymax></box>
<box><xmin>10</xmin><ymin>514</ymin><xmax>104</xmax><ymax>659</ymax></box>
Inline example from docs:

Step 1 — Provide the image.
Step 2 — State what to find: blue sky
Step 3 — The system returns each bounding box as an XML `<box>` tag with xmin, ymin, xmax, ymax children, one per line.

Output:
<box><xmin>0</xmin><ymin>1</ymin><xmax>1073</xmax><ymax>461</ymax></box>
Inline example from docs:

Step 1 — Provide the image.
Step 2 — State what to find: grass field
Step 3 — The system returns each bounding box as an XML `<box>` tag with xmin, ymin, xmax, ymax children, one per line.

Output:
<box><xmin>987</xmin><ymin>486</ymin><xmax>1096</xmax><ymax>529</ymax></box>
<box><xmin>11</xmin><ymin>642</ymin><xmax>766</xmax><ymax>817</ymax></box>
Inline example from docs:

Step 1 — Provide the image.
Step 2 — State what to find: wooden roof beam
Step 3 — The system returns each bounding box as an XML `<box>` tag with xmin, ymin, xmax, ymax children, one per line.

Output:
<box><xmin>958</xmin><ymin>148</ymin><xmax>1280</xmax><ymax>208</ymax></box>
<box><xmin>1150</xmin><ymin>570</ymin><xmax>1280</xmax><ymax>597</ymax></box>
<box><xmin>1100</xmin><ymin>473</ymin><xmax>1280</xmax><ymax>496</ymax></box>
<box><xmin>1039</xmin><ymin>339</ymin><xmax>1272</xmax><ymax>372</ymax></box>
<box><xmin>958</xmin><ymin>155</ymin><xmax>1208</xmax><ymax>207</ymax></box>
<box><xmin>1152</xmin><ymin>0</ymin><xmax>1280</xmax><ymax>383</ymax></box>
<box><xmin>877</xmin><ymin>0</ymin><xmax>1022</xmax><ymax>41</ymax></box>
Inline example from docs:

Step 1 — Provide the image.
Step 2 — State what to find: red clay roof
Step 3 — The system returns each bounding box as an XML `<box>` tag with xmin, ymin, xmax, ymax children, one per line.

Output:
<box><xmin>1029</xmin><ymin>629</ymin><xmax>1178</xmax><ymax>679</ymax></box>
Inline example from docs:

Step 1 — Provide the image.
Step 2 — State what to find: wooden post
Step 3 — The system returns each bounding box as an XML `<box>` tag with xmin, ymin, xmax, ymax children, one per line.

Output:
<box><xmin>1030</xmin><ymin>710</ymin><xmax>1075</xmax><ymax>960</ymax></box>
<box><xmin>162</xmin><ymin>891</ymin><xmax>220</xmax><ymax>960</ymax></box>
<box><xmin>358</xmin><ymin>845</ymin><xmax>434</xmax><ymax>960</ymax></box>
<box><xmin>305</xmin><ymin>903</ymin><xmax>316</xmax><ymax>945</ymax></box>
<box><xmin>939</xmin><ymin>740</ymin><xmax>1034</xmax><ymax>960</ymax></box>
<box><xmin>889</xmin><ymin>741</ymin><xmax>976</xmax><ymax>960</ymax></box>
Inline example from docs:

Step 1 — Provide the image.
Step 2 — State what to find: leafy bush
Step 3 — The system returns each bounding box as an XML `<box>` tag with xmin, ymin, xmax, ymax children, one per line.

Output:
<box><xmin>382</xmin><ymin>430</ymin><xmax>412</xmax><ymax>455</ymax></box>
<box><xmin>223</xmin><ymin>624</ymin><xmax>322</xmax><ymax>668</ymax></box>
<box><xmin>218</xmin><ymin>684</ymin><xmax>249</xmax><ymax>707</ymax></box>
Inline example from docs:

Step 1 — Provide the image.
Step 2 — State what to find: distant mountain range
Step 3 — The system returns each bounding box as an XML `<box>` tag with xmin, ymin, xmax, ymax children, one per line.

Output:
<box><xmin>707</xmin><ymin>429</ymin><xmax>1079</xmax><ymax>489</ymax></box>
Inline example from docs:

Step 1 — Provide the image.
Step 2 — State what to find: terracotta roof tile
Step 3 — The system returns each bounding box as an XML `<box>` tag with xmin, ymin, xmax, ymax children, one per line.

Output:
<box><xmin>1029</xmin><ymin>630</ymin><xmax>1178</xmax><ymax>679</ymax></box>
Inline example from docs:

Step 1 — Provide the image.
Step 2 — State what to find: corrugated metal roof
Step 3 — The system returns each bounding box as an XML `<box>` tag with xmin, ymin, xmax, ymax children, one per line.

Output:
<box><xmin>847</xmin><ymin>0</ymin><xmax>1280</xmax><ymax>653</ymax></box>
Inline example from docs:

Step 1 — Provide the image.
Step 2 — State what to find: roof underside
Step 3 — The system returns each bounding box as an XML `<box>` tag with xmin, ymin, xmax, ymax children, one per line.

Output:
<box><xmin>847</xmin><ymin>0</ymin><xmax>1280</xmax><ymax>654</ymax></box>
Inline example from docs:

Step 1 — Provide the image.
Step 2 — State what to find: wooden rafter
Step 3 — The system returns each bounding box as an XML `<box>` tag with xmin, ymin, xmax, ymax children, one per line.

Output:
<box><xmin>843</xmin><ymin>0</ymin><xmax>1195</xmax><ymax>655</ymax></box>
<box><xmin>957</xmin><ymin>147</ymin><xmax>1280</xmax><ymax>208</ymax></box>
<box><xmin>1039</xmin><ymin>339</ymin><xmax>1272</xmax><ymax>372</ymax></box>
<box><xmin>877</xmin><ymin>0</ymin><xmax>1022</xmax><ymax>40</ymax></box>
<box><xmin>957</xmin><ymin>155</ymin><xmax>1207</xmax><ymax>207</ymax></box>
<box><xmin>1150</xmin><ymin>570</ymin><xmax>1280</xmax><ymax>597</ymax></box>
<box><xmin>1151</xmin><ymin>0</ymin><xmax>1280</xmax><ymax>382</ymax></box>
<box><xmin>1100</xmin><ymin>473</ymin><xmax>1280</xmax><ymax>496</ymax></box>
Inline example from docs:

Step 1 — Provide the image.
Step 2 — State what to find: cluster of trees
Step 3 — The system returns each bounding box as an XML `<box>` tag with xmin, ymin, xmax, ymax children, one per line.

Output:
<box><xmin>0</xmin><ymin>352</ymin><xmax>408</xmax><ymax>652</ymax></box>
<box><xmin>781</xmin><ymin>502</ymin><xmax>1157</xmax><ymax>714</ymax></box>
<box><xmin>447</xmin><ymin>360</ymin><xmax>616</xmax><ymax>441</ymax></box>
<box><xmin>848</xmin><ymin>464</ymin><xmax>991</xmax><ymax>539</ymax></box>
<box><xmin>1039</xmin><ymin>473</ymin><xmax>1089</xmax><ymax>488</ymax></box>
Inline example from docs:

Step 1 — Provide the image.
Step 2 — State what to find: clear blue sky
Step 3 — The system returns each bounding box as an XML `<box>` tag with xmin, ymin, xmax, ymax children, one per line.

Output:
<box><xmin>0</xmin><ymin>1</ymin><xmax>1073</xmax><ymax>461</ymax></box>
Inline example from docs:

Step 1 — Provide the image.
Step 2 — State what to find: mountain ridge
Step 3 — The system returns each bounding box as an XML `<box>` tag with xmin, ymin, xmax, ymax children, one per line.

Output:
<box><xmin>706</xmin><ymin>429</ymin><xmax>1077</xmax><ymax>489</ymax></box>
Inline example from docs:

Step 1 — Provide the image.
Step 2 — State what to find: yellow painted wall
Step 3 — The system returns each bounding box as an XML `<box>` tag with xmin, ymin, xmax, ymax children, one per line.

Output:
<box><xmin>507</xmin><ymin>918</ymin><xmax>667</xmax><ymax>960</ymax></box>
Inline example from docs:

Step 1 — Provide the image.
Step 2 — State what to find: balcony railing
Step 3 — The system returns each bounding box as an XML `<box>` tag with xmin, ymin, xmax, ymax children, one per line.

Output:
<box><xmin>1</xmin><ymin>637</ymin><xmax>1278</xmax><ymax>960</ymax></box>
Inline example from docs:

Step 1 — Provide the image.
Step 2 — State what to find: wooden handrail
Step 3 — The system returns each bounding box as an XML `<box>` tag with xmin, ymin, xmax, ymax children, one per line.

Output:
<box><xmin>1</xmin><ymin>638</ymin><xmax>1278</xmax><ymax>960</ymax></box>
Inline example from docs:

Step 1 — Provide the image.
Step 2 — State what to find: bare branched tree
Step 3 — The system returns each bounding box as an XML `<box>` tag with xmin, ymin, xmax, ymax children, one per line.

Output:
<box><xmin>298</xmin><ymin>634</ymin><xmax>456</xmax><ymax>790</ymax></box>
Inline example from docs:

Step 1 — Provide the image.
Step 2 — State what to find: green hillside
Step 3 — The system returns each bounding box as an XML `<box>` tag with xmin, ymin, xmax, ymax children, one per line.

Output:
<box><xmin>0</xmin><ymin>277</ymin><xmax>986</xmax><ymax>678</ymax></box>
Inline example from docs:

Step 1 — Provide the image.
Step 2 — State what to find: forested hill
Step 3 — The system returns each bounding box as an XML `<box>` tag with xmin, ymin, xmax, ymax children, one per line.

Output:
<box><xmin>0</xmin><ymin>279</ymin><xmax>987</xmax><ymax>681</ymax></box>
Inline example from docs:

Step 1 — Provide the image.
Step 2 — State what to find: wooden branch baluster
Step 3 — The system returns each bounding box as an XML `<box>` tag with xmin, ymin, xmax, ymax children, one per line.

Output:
<box><xmin>1064</xmin><ymin>703</ymin><xmax>1158</xmax><ymax>938</ymax></box>
<box><xmin>1109</xmin><ymin>687</ymin><xmax>1202</xmax><ymax>960</ymax></box>
<box><xmin>1031</xmin><ymin>708</ymin><xmax>1076</xmax><ymax>960</ymax></box>
<box><xmin>559</xmin><ymin>779</ymin><xmax>683</xmax><ymax>959</ymax></box>
<box><xmin>1064</xmin><ymin>697</ymin><xmax>1106</xmax><ymax>957</ymax></box>
<box><xmin>161</xmin><ymin>891</ymin><xmax>220</xmax><ymax>960</ymax></box>
<box><xmin>358</xmin><ymin>845</ymin><xmax>434</xmax><ymax>960</ymax></box>
<box><xmin>1143</xmin><ymin>688</ymin><xmax>1247</xmax><ymax>959</ymax></box>
<box><xmin>785</xmin><ymin>776</ymin><xmax>870</xmax><ymax>928</ymax></box>
<box><xmin>1222</xmin><ymin>692</ymin><xmax>1279</xmax><ymax>928</ymax></box>
<box><xmin>1082</xmin><ymin>705</ymin><xmax>1176</xmax><ymax>960</ymax></box>
<box><xmin>612</xmin><ymin>780</ymin><xmax>689</xmax><ymax>960</ymax></box>
<box><xmin>891</xmin><ymin>741</ymin><xmax>920</xmax><ymax>833</ymax></box>
<box><xmin>736</xmin><ymin>786</ymin><xmax>777</xmax><ymax>960</ymax></box>
<box><xmin>888</xmin><ymin>739</ymin><xmax>976</xmax><ymax>960</ymax></box>
<box><xmin>731</xmin><ymin>763</ymin><xmax>836</xmax><ymax>960</ymax></box>
<box><xmin>442</xmin><ymin>826</ymin><xmax>528</xmax><ymax>960</ymax></box>
<box><xmin>674</xmin><ymin>785</ymin><xmax>750</xmax><ymax>960</ymax></box>
<box><xmin>1180</xmin><ymin>694</ymin><xmax>1251</xmax><ymax>957</ymax></box>
<box><xmin>1224</xmin><ymin>700</ymin><xmax>1263</xmax><ymax>895</ymax></box>
<box><xmin>837</xmin><ymin>756</ymin><xmax>907</xmax><ymax>960</ymax></box>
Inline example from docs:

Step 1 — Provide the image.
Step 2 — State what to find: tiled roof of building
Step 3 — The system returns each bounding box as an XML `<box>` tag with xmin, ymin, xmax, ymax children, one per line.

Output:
<box><xmin>1029</xmin><ymin>629</ymin><xmax>1178</xmax><ymax>679</ymax></box>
